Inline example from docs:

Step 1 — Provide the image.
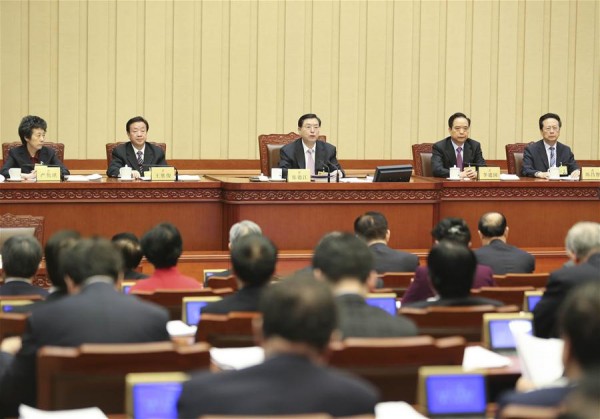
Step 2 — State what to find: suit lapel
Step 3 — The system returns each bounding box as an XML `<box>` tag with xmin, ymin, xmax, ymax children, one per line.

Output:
<box><xmin>462</xmin><ymin>141</ymin><xmax>473</xmax><ymax>166</ymax></box>
<box><xmin>126</xmin><ymin>143</ymin><xmax>141</xmax><ymax>169</ymax></box>
<box><xmin>294</xmin><ymin>139</ymin><xmax>306</xmax><ymax>169</ymax></box>
<box><xmin>536</xmin><ymin>142</ymin><xmax>549</xmax><ymax>171</ymax></box>
<box><xmin>315</xmin><ymin>141</ymin><xmax>325</xmax><ymax>171</ymax></box>
<box><xmin>444</xmin><ymin>139</ymin><xmax>457</xmax><ymax>167</ymax></box>
<box><xmin>144</xmin><ymin>145</ymin><xmax>155</xmax><ymax>164</ymax></box>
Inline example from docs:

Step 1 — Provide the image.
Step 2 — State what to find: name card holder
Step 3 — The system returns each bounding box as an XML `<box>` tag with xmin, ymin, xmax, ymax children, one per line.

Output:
<box><xmin>36</xmin><ymin>165</ymin><xmax>61</xmax><ymax>182</ymax></box>
<box><xmin>150</xmin><ymin>167</ymin><xmax>176</xmax><ymax>181</ymax></box>
<box><xmin>287</xmin><ymin>169</ymin><xmax>311</xmax><ymax>183</ymax></box>
<box><xmin>478</xmin><ymin>167</ymin><xmax>501</xmax><ymax>181</ymax></box>
<box><xmin>581</xmin><ymin>167</ymin><xmax>600</xmax><ymax>180</ymax></box>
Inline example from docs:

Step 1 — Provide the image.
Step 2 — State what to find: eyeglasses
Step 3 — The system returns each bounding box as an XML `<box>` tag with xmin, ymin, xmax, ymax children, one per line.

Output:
<box><xmin>543</xmin><ymin>126</ymin><xmax>560</xmax><ymax>132</ymax></box>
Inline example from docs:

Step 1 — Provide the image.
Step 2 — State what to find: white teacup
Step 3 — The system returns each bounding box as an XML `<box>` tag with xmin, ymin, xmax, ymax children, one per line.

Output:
<box><xmin>8</xmin><ymin>168</ymin><xmax>21</xmax><ymax>180</ymax></box>
<box><xmin>548</xmin><ymin>167</ymin><xmax>560</xmax><ymax>179</ymax></box>
<box><xmin>449</xmin><ymin>167</ymin><xmax>460</xmax><ymax>180</ymax></box>
<box><xmin>271</xmin><ymin>168</ymin><xmax>283</xmax><ymax>180</ymax></box>
<box><xmin>119</xmin><ymin>166</ymin><xmax>132</xmax><ymax>180</ymax></box>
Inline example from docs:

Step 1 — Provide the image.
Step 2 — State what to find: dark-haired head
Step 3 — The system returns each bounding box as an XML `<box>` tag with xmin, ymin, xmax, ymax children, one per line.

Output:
<box><xmin>1</xmin><ymin>236</ymin><xmax>43</xmax><ymax>279</ymax></box>
<box><xmin>45</xmin><ymin>230</ymin><xmax>81</xmax><ymax>291</ymax></box>
<box><xmin>354</xmin><ymin>211</ymin><xmax>388</xmax><ymax>242</ymax></box>
<box><xmin>448</xmin><ymin>112</ymin><xmax>471</xmax><ymax>129</ymax></box>
<box><xmin>18</xmin><ymin>115</ymin><xmax>47</xmax><ymax>145</ymax></box>
<box><xmin>126</xmin><ymin>116</ymin><xmax>149</xmax><ymax>133</ymax></box>
<box><xmin>312</xmin><ymin>232</ymin><xmax>374</xmax><ymax>284</ymax></box>
<box><xmin>431</xmin><ymin>217</ymin><xmax>471</xmax><ymax>246</ymax></box>
<box><xmin>539</xmin><ymin>113</ymin><xmax>562</xmax><ymax>130</ymax></box>
<box><xmin>141</xmin><ymin>223</ymin><xmax>183</xmax><ymax>269</ymax></box>
<box><xmin>111</xmin><ymin>232</ymin><xmax>144</xmax><ymax>273</ymax></box>
<box><xmin>231</xmin><ymin>234</ymin><xmax>277</xmax><ymax>286</ymax></box>
<box><xmin>298</xmin><ymin>114</ymin><xmax>321</xmax><ymax>128</ymax></box>
<box><xmin>428</xmin><ymin>240</ymin><xmax>477</xmax><ymax>298</ymax></box>
<box><xmin>63</xmin><ymin>238</ymin><xmax>123</xmax><ymax>285</ymax></box>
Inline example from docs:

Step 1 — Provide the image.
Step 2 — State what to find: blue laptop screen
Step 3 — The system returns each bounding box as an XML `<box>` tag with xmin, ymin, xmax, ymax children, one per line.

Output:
<box><xmin>132</xmin><ymin>382</ymin><xmax>183</xmax><ymax>419</ymax></box>
<box><xmin>2</xmin><ymin>305</ymin><xmax>15</xmax><ymax>312</ymax></box>
<box><xmin>489</xmin><ymin>319</ymin><xmax>532</xmax><ymax>350</ymax></box>
<box><xmin>122</xmin><ymin>285</ymin><xmax>133</xmax><ymax>294</ymax></box>
<box><xmin>426</xmin><ymin>374</ymin><xmax>486</xmax><ymax>415</ymax></box>
<box><xmin>527</xmin><ymin>295</ymin><xmax>542</xmax><ymax>311</ymax></box>
<box><xmin>185</xmin><ymin>301</ymin><xmax>210</xmax><ymax>326</ymax></box>
<box><xmin>365</xmin><ymin>297</ymin><xmax>397</xmax><ymax>316</ymax></box>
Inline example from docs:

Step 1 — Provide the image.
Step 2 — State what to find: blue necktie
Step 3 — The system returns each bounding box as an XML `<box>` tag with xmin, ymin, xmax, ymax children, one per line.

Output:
<box><xmin>549</xmin><ymin>147</ymin><xmax>555</xmax><ymax>167</ymax></box>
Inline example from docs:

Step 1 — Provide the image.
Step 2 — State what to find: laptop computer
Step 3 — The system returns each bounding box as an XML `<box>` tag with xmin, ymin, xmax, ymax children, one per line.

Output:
<box><xmin>181</xmin><ymin>296</ymin><xmax>222</xmax><ymax>326</ymax></box>
<box><xmin>365</xmin><ymin>293</ymin><xmax>398</xmax><ymax>316</ymax></box>
<box><xmin>482</xmin><ymin>312</ymin><xmax>533</xmax><ymax>354</ymax></box>
<box><xmin>523</xmin><ymin>290</ymin><xmax>543</xmax><ymax>312</ymax></box>
<box><xmin>126</xmin><ymin>372</ymin><xmax>188</xmax><ymax>419</ymax></box>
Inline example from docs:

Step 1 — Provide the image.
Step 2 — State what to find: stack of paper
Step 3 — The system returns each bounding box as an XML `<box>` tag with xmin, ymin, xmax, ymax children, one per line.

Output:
<box><xmin>65</xmin><ymin>174</ymin><xmax>102</xmax><ymax>182</ymax></box>
<box><xmin>515</xmin><ymin>333</ymin><xmax>564</xmax><ymax>387</ymax></box>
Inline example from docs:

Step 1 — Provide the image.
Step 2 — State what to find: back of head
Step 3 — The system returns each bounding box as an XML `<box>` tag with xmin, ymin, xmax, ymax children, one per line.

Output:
<box><xmin>141</xmin><ymin>223</ymin><xmax>182</xmax><ymax>269</ymax></box>
<box><xmin>565</xmin><ymin>222</ymin><xmax>600</xmax><ymax>261</ymax></box>
<box><xmin>354</xmin><ymin>211</ymin><xmax>388</xmax><ymax>241</ymax></box>
<box><xmin>428</xmin><ymin>240</ymin><xmax>477</xmax><ymax>298</ymax></box>
<box><xmin>260</xmin><ymin>275</ymin><xmax>336</xmax><ymax>351</ymax></box>
<box><xmin>559</xmin><ymin>280</ymin><xmax>600</xmax><ymax>370</ymax></box>
<box><xmin>312</xmin><ymin>232</ymin><xmax>374</xmax><ymax>284</ymax></box>
<box><xmin>228</xmin><ymin>220</ymin><xmax>262</xmax><ymax>247</ymax></box>
<box><xmin>478</xmin><ymin>212</ymin><xmax>507</xmax><ymax>238</ymax></box>
<box><xmin>231</xmin><ymin>234</ymin><xmax>277</xmax><ymax>286</ymax></box>
<box><xmin>45</xmin><ymin>230</ymin><xmax>81</xmax><ymax>290</ymax></box>
<box><xmin>431</xmin><ymin>217</ymin><xmax>471</xmax><ymax>245</ymax></box>
<box><xmin>1</xmin><ymin>235</ymin><xmax>43</xmax><ymax>279</ymax></box>
<box><xmin>111</xmin><ymin>232</ymin><xmax>143</xmax><ymax>272</ymax></box>
<box><xmin>63</xmin><ymin>237</ymin><xmax>123</xmax><ymax>285</ymax></box>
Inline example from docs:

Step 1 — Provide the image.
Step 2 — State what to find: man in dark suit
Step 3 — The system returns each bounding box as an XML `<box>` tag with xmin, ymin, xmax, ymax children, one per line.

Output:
<box><xmin>0</xmin><ymin>236</ymin><xmax>48</xmax><ymax>298</ymax></box>
<box><xmin>431</xmin><ymin>112</ymin><xmax>486</xmax><ymax>179</ymax></box>
<box><xmin>106</xmin><ymin>116</ymin><xmax>167</xmax><ymax>178</ymax></box>
<box><xmin>474</xmin><ymin>212</ymin><xmax>535</xmax><ymax>275</ymax></box>
<box><xmin>202</xmin><ymin>234</ymin><xmax>276</xmax><ymax>314</ymax></box>
<box><xmin>178</xmin><ymin>277</ymin><xmax>379</xmax><ymax>417</ymax></box>
<box><xmin>0</xmin><ymin>115</ymin><xmax>69</xmax><ymax>179</ymax></box>
<box><xmin>534</xmin><ymin>221</ymin><xmax>600</xmax><ymax>338</ymax></box>
<box><xmin>521</xmin><ymin>113</ymin><xmax>580</xmax><ymax>179</ymax></box>
<box><xmin>0</xmin><ymin>238</ymin><xmax>170</xmax><ymax>416</ymax></box>
<box><xmin>313</xmin><ymin>232</ymin><xmax>417</xmax><ymax>338</ymax></box>
<box><xmin>354</xmin><ymin>211</ymin><xmax>419</xmax><ymax>274</ymax></box>
<box><xmin>278</xmin><ymin>113</ymin><xmax>344</xmax><ymax>179</ymax></box>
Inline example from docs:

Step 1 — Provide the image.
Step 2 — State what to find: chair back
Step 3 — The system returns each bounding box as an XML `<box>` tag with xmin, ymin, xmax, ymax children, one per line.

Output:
<box><xmin>329</xmin><ymin>336</ymin><xmax>466</xmax><ymax>403</ymax></box>
<box><xmin>0</xmin><ymin>312</ymin><xmax>29</xmax><ymax>341</ymax></box>
<box><xmin>473</xmin><ymin>287</ymin><xmax>535</xmax><ymax>310</ymax></box>
<box><xmin>0</xmin><ymin>213</ymin><xmax>45</xmax><ymax>244</ymax></box>
<box><xmin>258</xmin><ymin>133</ymin><xmax>326</xmax><ymax>176</ymax></box>
<box><xmin>195</xmin><ymin>311</ymin><xmax>260</xmax><ymax>347</ymax></box>
<box><xmin>206</xmin><ymin>275</ymin><xmax>238</xmax><ymax>291</ymax></box>
<box><xmin>499</xmin><ymin>404</ymin><xmax>561</xmax><ymax>419</ymax></box>
<box><xmin>133</xmin><ymin>288</ymin><xmax>234</xmax><ymax>320</ymax></box>
<box><xmin>505</xmin><ymin>143</ymin><xmax>532</xmax><ymax>175</ymax></box>
<box><xmin>378</xmin><ymin>272</ymin><xmax>414</xmax><ymax>294</ymax></box>
<box><xmin>105</xmin><ymin>141</ymin><xmax>167</xmax><ymax>167</ymax></box>
<box><xmin>411</xmin><ymin>143</ymin><xmax>434</xmax><ymax>176</ymax></box>
<box><xmin>2</xmin><ymin>142</ymin><xmax>65</xmax><ymax>162</ymax></box>
<box><xmin>36</xmin><ymin>341</ymin><xmax>210</xmax><ymax>413</ymax></box>
<box><xmin>495</xmin><ymin>273</ymin><xmax>549</xmax><ymax>288</ymax></box>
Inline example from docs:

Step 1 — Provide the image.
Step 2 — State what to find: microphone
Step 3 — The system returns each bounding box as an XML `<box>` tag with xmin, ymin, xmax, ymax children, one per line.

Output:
<box><xmin>327</xmin><ymin>161</ymin><xmax>341</xmax><ymax>182</ymax></box>
<box><xmin>323</xmin><ymin>165</ymin><xmax>331</xmax><ymax>183</ymax></box>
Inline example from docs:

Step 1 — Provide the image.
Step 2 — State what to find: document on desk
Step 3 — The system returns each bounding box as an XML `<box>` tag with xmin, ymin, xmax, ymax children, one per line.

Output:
<box><xmin>210</xmin><ymin>346</ymin><xmax>264</xmax><ymax>370</ymax></box>
<box><xmin>462</xmin><ymin>345</ymin><xmax>512</xmax><ymax>370</ymax></box>
<box><xmin>19</xmin><ymin>405</ymin><xmax>107</xmax><ymax>419</ymax></box>
<box><xmin>339</xmin><ymin>177</ymin><xmax>372</xmax><ymax>183</ymax></box>
<box><xmin>500</xmin><ymin>174</ymin><xmax>520</xmax><ymax>181</ymax></box>
<box><xmin>65</xmin><ymin>174</ymin><xmax>102</xmax><ymax>182</ymax></box>
<box><xmin>177</xmin><ymin>174</ymin><xmax>202</xmax><ymax>181</ymax></box>
<box><xmin>375</xmin><ymin>401</ymin><xmax>427</xmax><ymax>419</ymax></box>
<box><xmin>515</xmin><ymin>333</ymin><xmax>564</xmax><ymax>387</ymax></box>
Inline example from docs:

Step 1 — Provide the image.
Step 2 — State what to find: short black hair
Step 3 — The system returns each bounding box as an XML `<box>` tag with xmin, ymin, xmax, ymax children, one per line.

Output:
<box><xmin>428</xmin><ymin>240</ymin><xmax>477</xmax><ymax>298</ymax></box>
<box><xmin>478</xmin><ymin>212</ymin><xmax>507</xmax><ymax>238</ymax></box>
<box><xmin>63</xmin><ymin>238</ymin><xmax>123</xmax><ymax>285</ymax></box>
<box><xmin>141</xmin><ymin>223</ymin><xmax>182</xmax><ymax>269</ymax></box>
<box><xmin>448</xmin><ymin>112</ymin><xmax>471</xmax><ymax>129</ymax></box>
<box><xmin>111</xmin><ymin>232</ymin><xmax>144</xmax><ymax>272</ymax></box>
<box><xmin>18</xmin><ymin>115</ymin><xmax>47</xmax><ymax>145</ymax></box>
<box><xmin>431</xmin><ymin>217</ymin><xmax>471</xmax><ymax>245</ymax></box>
<box><xmin>298</xmin><ymin>113</ymin><xmax>321</xmax><ymax>128</ymax></box>
<box><xmin>559</xmin><ymin>280</ymin><xmax>600</xmax><ymax>369</ymax></box>
<box><xmin>260</xmin><ymin>275</ymin><xmax>337</xmax><ymax>351</ymax></box>
<box><xmin>1</xmin><ymin>235</ymin><xmax>43</xmax><ymax>279</ymax></box>
<box><xmin>231</xmin><ymin>234</ymin><xmax>277</xmax><ymax>286</ymax></box>
<box><xmin>312</xmin><ymin>232</ymin><xmax>373</xmax><ymax>284</ymax></box>
<box><xmin>126</xmin><ymin>116</ymin><xmax>149</xmax><ymax>133</ymax></box>
<box><xmin>354</xmin><ymin>211</ymin><xmax>388</xmax><ymax>241</ymax></box>
<box><xmin>45</xmin><ymin>230</ymin><xmax>81</xmax><ymax>290</ymax></box>
<box><xmin>539</xmin><ymin>113</ymin><xmax>562</xmax><ymax>130</ymax></box>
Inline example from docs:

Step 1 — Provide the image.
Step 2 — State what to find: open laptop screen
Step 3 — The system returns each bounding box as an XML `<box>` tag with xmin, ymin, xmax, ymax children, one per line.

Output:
<box><xmin>426</xmin><ymin>374</ymin><xmax>487</xmax><ymax>416</ymax></box>
<box><xmin>365</xmin><ymin>294</ymin><xmax>397</xmax><ymax>316</ymax></box>
<box><xmin>526</xmin><ymin>294</ymin><xmax>542</xmax><ymax>312</ymax></box>
<box><xmin>127</xmin><ymin>373</ymin><xmax>187</xmax><ymax>419</ymax></box>
<box><xmin>489</xmin><ymin>318</ymin><xmax>533</xmax><ymax>351</ymax></box>
<box><xmin>184</xmin><ymin>301</ymin><xmax>210</xmax><ymax>326</ymax></box>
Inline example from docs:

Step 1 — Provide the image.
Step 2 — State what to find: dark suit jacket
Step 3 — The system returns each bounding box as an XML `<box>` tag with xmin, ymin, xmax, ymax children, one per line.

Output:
<box><xmin>0</xmin><ymin>281</ymin><xmax>170</xmax><ymax>414</ymax></box>
<box><xmin>431</xmin><ymin>137</ymin><xmax>486</xmax><ymax>177</ymax></box>
<box><xmin>533</xmin><ymin>252</ymin><xmax>600</xmax><ymax>338</ymax></box>
<box><xmin>106</xmin><ymin>142</ymin><xmax>167</xmax><ymax>177</ymax></box>
<box><xmin>474</xmin><ymin>240</ymin><xmax>535</xmax><ymax>275</ymax></box>
<box><xmin>201</xmin><ymin>285</ymin><xmax>264</xmax><ymax>315</ymax></box>
<box><xmin>369</xmin><ymin>243</ymin><xmax>419</xmax><ymax>274</ymax></box>
<box><xmin>0</xmin><ymin>145</ymin><xmax>70</xmax><ymax>178</ymax></box>
<box><xmin>496</xmin><ymin>385</ymin><xmax>573</xmax><ymax>418</ymax></box>
<box><xmin>278</xmin><ymin>138</ymin><xmax>344</xmax><ymax>178</ymax></box>
<box><xmin>0</xmin><ymin>281</ymin><xmax>49</xmax><ymax>298</ymax></box>
<box><xmin>177</xmin><ymin>354</ymin><xmax>379</xmax><ymax>418</ymax></box>
<box><xmin>336</xmin><ymin>293</ymin><xmax>417</xmax><ymax>338</ymax></box>
<box><xmin>521</xmin><ymin>140</ymin><xmax>579</xmax><ymax>177</ymax></box>
<box><xmin>405</xmin><ymin>295</ymin><xmax>503</xmax><ymax>308</ymax></box>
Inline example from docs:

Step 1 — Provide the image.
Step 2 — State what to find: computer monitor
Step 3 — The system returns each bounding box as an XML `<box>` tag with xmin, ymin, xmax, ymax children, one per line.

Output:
<box><xmin>365</xmin><ymin>293</ymin><xmax>398</xmax><ymax>316</ymax></box>
<box><xmin>523</xmin><ymin>291</ymin><xmax>543</xmax><ymax>312</ymax></box>
<box><xmin>181</xmin><ymin>296</ymin><xmax>222</xmax><ymax>326</ymax></box>
<box><xmin>126</xmin><ymin>372</ymin><xmax>188</xmax><ymax>419</ymax></box>
<box><xmin>482</xmin><ymin>312</ymin><xmax>533</xmax><ymax>352</ymax></box>
<box><xmin>373</xmin><ymin>164</ymin><xmax>413</xmax><ymax>182</ymax></box>
<box><xmin>121</xmin><ymin>281</ymin><xmax>136</xmax><ymax>294</ymax></box>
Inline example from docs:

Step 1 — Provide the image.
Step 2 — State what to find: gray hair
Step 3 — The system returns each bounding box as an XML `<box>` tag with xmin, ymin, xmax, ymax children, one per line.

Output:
<box><xmin>229</xmin><ymin>220</ymin><xmax>262</xmax><ymax>246</ymax></box>
<box><xmin>565</xmin><ymin>222</ymin><xmax>600</xmax><ymax>260</ymax></box>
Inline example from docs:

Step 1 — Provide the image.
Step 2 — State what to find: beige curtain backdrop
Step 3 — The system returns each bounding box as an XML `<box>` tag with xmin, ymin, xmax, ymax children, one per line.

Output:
<box><xmin>0</xmin><ymin>0</ymin><xmax>598</xmax><ymax>161</ymax></box>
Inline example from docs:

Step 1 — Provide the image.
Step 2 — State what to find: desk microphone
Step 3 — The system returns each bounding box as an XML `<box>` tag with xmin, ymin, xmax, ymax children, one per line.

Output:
<box><xmin>322</xmin><ymin>165</ymin><xmax>331</xmax><ymax>183</ymax></box>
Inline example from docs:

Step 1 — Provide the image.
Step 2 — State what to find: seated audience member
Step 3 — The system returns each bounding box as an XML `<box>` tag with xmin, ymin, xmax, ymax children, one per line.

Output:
<box><xmin>111</xmin><ymin>232</ymin><xmax>149</xmax><ymax>280</ymax></box>
<box><xmin>534</xmin><ymin>221</ymin><xmax>600</xmax><ymax>338</ymax></box>
<box><xmin>202</xmin><ymin>234</ymin><xmax>277</xmax><ymax>314</ymax></box>
<box><xmin>558</xmin><ymin>367</ymin><xmax>600</xmax><ymax>419</ymax></box>
<box><xmin>106</xmin><ymin>116</ymin><xmax>167</xmax><ymax>179</ymax></box>
<box><xmin>521</xmin><ymin>113</ymin><xmax>580</xmax><ymax>179</ymax></box>
<box><xmin>497</xmin><ymin>280</ymin><xmax>600</xmax><ymax>416</ymax></box>
<box><xmin>278</xmin><ymin>113</ymin><xmax>344</xmax><ymax>179</ymax></box>
<box><xmin>405</xmin><ymin>241</ymin><xmax>503</xmax><ymax>308</ymax></box>
<box><xmin>0</xmin><ymin>115</ymin><xmax>69</xmax><ymax>180</ymax></box>
<box><xmin>354</xmin><ymin>211</ymin><xmax>419</xmax><ymax>274</ymax></box>
<box><xmin>402</xmin><ymin>218</ymin><xmax>496</xmax><ymax>305</ymax></box>
<box><xmin>216</xmin><ymin>220</ymin><xmax>263</xmax><ymax>278</ymax></box>
<box><xmin>0</xmin><ymin>236</ymin><xmax>48</xmax><ymax>298</ymax></box>
<box><xmin>312</xmin><ymin>232</ymin><xmax>417</xmax><ymax>338</ymax></box>
<box><xmin>178</xmin><ymin>277</ymin><xmax>379</xmax><ymax>417</ymax></box>
<box><xmin>0</xmin><ymin>238</ymin><xmax>170</xmax><ymax>416</ymax></box>
<box><xmin>130</xmin><ymin>223</ymin><xmax>202</xmax><ymax>293</ymax></box>
<box><xmin>474</xmin><ymin>212</ymin><xmax>535</xmax><ymax>274</ymax></box>
<box><xmin>431</xmin><ymin>112</ymin><xmax>486</xmax><ymax>179</ymax></box>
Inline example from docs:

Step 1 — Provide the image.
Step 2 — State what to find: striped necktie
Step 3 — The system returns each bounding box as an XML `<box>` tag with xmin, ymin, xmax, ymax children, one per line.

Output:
<box><xmin>137</xmin><ymin>150</ymin><xmax>144</xmax><ymax>173</ymax></box>
<box><xmin>549</xmin><ymin>147</ymin><xmax>556</xmax><ymax>167</ymax></box>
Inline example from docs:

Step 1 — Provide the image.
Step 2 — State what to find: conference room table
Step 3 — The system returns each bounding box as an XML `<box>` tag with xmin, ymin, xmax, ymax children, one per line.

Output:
<box><xmin>1</xmin><ymin>176</ymin><xmax>598</xmax><ymax>250</ymax></box>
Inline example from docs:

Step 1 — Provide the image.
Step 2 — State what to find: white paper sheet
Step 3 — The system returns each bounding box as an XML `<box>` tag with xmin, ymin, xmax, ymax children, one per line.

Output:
<box><xmin>210</xmin><ymin>346</ymin><xmax>264</xmax><ymax>370</ymax></box>
<box><xmin>515</xmin><ymin>333</ymin><xmax>564</xmax><ymax>387</ymax></box>
<box><xmin>375</xmin><ymin>401</ymin><xmax>428</xmax><ymax>419</ymax></box>
<box><xmin>19</xmin><ymin>405</ymin><xmax>107</xmax><ymax>419</ymax></box>
<box><xmin>462</xmin><ymin>345</ymin><xmax>512</xmax><ymax>370</ymax></box>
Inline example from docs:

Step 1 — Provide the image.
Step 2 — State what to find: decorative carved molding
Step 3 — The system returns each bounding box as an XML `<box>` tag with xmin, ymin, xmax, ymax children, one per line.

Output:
<box><xmin>0</xmin><ymin>188</ymin><xmax>222</xmax><ymax>202</ymax></box>
<box><xmin>223</xmin><ymin>189</ymin><xmax>440</xmax><ymax>202</ymax></box>
<box><xmin>33</xmin><ymin>275</ymin><xmax>52</xmax><ymax>289</ymax></box>
<box><xmin>442</xmin><ymin>186</ymin><xmax>600</xmax><ymax>200</ymax></box>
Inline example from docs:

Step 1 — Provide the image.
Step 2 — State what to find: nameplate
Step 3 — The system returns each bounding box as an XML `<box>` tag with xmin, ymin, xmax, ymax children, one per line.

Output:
<box><xmin>477</xmin><ymin>167</ymin><xmax>501</xmax><ymax>181</ymax></box>
<box><xmin>559</xmin><ymin>165</ymin><xmax>568</xmax><ymax>176</ymax></box>
<box><xmin>581</xmin><ymin>167</ymin><xmax>600</xmax><ymax>180</ymax></box>
<box><xmin>150</xmin><ymin>167</ymin><xmax>176</xmax><ymax>181</ymax></box>
<box><xmin>287</xmin><ymin>169</ymin><xmax>311</xmax><ymax>183</ymax></box>
<box><xmin>35</xmin><ymin>165</ymin><xmax>61</xmax><ymax>182</ymax></box>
